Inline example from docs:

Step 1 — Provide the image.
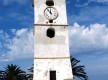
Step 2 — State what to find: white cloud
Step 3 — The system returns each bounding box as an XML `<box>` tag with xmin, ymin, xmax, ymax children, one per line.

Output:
<box><xmin>69</xmin><ymin>23</ymin><xmax>108</xmax><ymax>77</ymax></box>
<box><xmin>0</xmin><ymin>28</ymin><xmax>34</xmax><ymax>61</ymax></box>
<box><xmin>0</xmin><ymin>30</ymin><xmax>9</xmax><ymax>40</ymax></box>
<box><xmin>16</xmin><ymin>28</ymin><xmax>28</xmax><ymax>36</ymax></box>
<box><xmin>1</xmin><ymin>23</ymin><xmax>108</xmax><ymax>61</ymax></box>
<box><xmin>69</xmin><ymin>23</ymin><xmax>108</xmax><ymax>55</ymax></box>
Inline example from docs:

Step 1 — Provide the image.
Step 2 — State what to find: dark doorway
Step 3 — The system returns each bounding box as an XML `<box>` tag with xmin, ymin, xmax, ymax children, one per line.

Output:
<box><xmin>50</xmin><ymin>71</ymin><xmax>56</xmax><ymax>80</ymax></box>
<box><xmin>47</xmin><ymin>28</ymin><xmax>55</xmax><ymax>38</ymax></box>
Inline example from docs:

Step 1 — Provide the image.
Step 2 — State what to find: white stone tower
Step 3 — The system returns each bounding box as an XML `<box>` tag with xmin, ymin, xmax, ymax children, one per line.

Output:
<box><xmin>33</xmin><ymin>0</ymin><xmax>73</xmax><ymax>80</ymax></box>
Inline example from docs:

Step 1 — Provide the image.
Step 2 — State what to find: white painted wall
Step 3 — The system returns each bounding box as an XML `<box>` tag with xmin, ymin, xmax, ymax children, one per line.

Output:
<box><xmin>33</xmin><ymin>0</ymin><xmax>73</xmax><ymax>80</ymax></box>
<box><xmin>34</xmin><ymin>26</ymin><xmax>70</xmax><ymax>57</ymax></box>
<box><xmin>34</xmin><ymin>59</ymin><xmax>73</xmax><ymax>80</ymax></box>
<box><xmin>34</xmin><ymin>0</ymin><xmax>68</xmax><ymax>25</ymax></box>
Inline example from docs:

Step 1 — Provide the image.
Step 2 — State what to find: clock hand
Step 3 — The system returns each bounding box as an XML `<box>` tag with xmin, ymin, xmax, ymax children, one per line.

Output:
<box><xmin>47</xmin><ymin>8</ymin><xmax>52</xmax><ymax>15</ymax></box>
<box><xmin>50</xmin><ymin>8</ymin><xmax>52</xmax><ymax>15</ymax></box>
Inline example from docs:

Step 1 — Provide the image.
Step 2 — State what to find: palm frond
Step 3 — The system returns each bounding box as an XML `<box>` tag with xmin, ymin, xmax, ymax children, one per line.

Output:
<box><xmin>70</xmin><ymin>57</ymin><xmax>88</xmax><ymax>80</ymax></box>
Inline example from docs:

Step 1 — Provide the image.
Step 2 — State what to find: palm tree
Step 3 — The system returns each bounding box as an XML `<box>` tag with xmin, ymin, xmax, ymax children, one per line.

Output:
<box><xmin>28</xmin><ymin>65</ymin><xmax>33</xmax><ymax>73</ymax></box>
<box><xmin>71</xmin><ymin>57</ymin><xmax>88</xmax><ymax>80</ymax></box>
<box><xmin>3</xmin><ymin>64</ymin><xmax>27</xmax><ymax>80</ymax></box>
<box><xmin>27</xmin><ymin>65</ymin><xmax>33</xmax><ymax>80</ymax></box>
<box><xmin>28</xmin><ymin>57</ymin><xmax>88</xmax><ymax>80</ymax></box>
<box><xmin>0</xmin><ymin>70</ymin><xmax>5</xmax><ymax>80</ymax></box>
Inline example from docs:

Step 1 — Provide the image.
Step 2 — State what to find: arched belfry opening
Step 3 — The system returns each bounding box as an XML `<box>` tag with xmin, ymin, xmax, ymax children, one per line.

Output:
<box><xmin>46</xmin><ymin>0</ymin><xmax>54</xmax><ymax>6</ymax></box>
<box><xmin>47</xmin><ymin>28</ymin><xmax>55</xmax><ymax>38</ymax></box>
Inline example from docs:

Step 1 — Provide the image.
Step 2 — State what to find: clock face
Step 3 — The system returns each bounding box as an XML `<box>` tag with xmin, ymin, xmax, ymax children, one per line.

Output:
<box><xmin>44</xmin><ymin>7</ymin><xmax>58</xmax><ymax>20</ymax></box>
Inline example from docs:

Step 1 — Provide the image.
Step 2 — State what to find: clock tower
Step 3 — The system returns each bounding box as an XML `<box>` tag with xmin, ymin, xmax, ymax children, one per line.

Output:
<box><xmin>33</xmin><ymin>0</ymin><xmax>73</xmax><ymax>80</ymax></box>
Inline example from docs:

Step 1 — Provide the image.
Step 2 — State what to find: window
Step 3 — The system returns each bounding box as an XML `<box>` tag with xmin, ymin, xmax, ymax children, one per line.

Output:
<box><xmin>47</xmin><ymin>28</ymin><xmax>55</xmax><ymax>38</ymax></box>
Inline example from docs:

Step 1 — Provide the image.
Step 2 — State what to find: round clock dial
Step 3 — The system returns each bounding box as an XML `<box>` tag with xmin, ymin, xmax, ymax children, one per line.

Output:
<box><xmin>44</xmin><ymin>7</ymin><xmax>58</xmax><ymax>20</ymax></box>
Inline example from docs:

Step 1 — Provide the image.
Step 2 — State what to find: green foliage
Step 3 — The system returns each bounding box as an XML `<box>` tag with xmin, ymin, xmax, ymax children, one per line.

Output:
<box><xmin>28</xmin><ymin>64</ymin><xmax>33</xmax><ymax>73</ymax></box>
<box><xmin>0</xmin><ymin>70</ymin><xmax>5</xmax><ymax>80</ymax></box>
<box><xmin>0</xmin><ymin>64</ymin><xmax>27</xmax><ymax>80</ymax></box>
<box><xmin>28</xmin><ymin>57</ymin><xmax>88</xmax><ymax>80</ymax></box>
<box><xmin>27</xmin><ymin>64</ymin><xmax>33</xmax><ymax>80</ymax></box>
<box><xmin>71</xmin><ymin>57</ymin><xmax>88</xmax><ymax>80</ymax></box>
<box><xmin>0</xmin><ymin>57</ymin><xmax>88</xmax><ymax>80</ymax></box>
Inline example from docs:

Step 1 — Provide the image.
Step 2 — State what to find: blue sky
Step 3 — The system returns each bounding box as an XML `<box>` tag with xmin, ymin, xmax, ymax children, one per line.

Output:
<box><xmin>0</xmin><ymin>0</ymin><xmax>108</xmax><ymax>80</ymax></box>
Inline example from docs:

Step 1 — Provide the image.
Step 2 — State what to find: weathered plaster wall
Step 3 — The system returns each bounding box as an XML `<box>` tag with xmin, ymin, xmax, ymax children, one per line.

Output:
<box><xmin>34</xmin><ymin>26</ymin><xmax>70</xmax><ymax>57</ymax></box>
<box><xmin>33</xmin><ymin>0</ymin><xmax>73</xmax><ymax>80</ymax></box>
<box><xmin>34</xmin><ymin>59</ymin><xmax>73</xmax><ymax>80</ymax></box>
